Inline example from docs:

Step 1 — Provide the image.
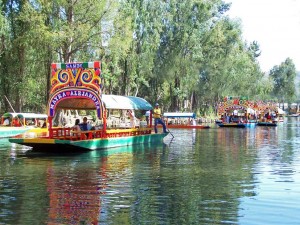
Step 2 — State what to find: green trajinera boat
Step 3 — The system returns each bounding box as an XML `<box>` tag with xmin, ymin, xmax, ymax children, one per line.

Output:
<box><xmin>9</xmin><ymin>61</ymin><xmax>168</xmax><ymax>151</ymax></box>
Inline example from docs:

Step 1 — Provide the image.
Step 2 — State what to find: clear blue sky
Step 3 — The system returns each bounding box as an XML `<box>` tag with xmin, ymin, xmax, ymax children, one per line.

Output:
<box><xmin>225</xmin><ymin>0</ymin><xmax>300</xmax><ymax>72</ymax></box>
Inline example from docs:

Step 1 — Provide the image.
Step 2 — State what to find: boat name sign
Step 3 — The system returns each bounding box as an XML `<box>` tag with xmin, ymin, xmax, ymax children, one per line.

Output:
<box><xmin>49</xmin><ymin>90</ymin><xmax>101</xmax><ymax>116</ymax></box>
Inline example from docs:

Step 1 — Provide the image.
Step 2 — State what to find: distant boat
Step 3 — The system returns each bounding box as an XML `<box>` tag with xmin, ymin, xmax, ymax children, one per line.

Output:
<box><xmin>163</xmin><ymin>112</ymin><xmax>210</xmax><ymax>129</ymax></box>
<box><xmin>0</xmin><ymin>112</ymin><xmax>48</xmax><ymax>138</ymax></box>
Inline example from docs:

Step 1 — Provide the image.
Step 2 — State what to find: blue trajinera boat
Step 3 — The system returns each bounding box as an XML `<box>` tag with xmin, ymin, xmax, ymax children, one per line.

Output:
<box><xmin>218</xmin><ymin>123</ymin><xmax>246</xmax><ymax>128</ymax></box>
<box><xmin>217</xmin><ymin>96</ymin><xmax>258</xmax><ymax>128</ymax></box>
<box><xmin>256</xmin><ymin>121</ymin><xmax>277</xmax><ymax>127</ymax></box>
<box><xmin>9</xmin><ymin>61</ymin><xmax>168</xmax><ymax>151</ymax></box>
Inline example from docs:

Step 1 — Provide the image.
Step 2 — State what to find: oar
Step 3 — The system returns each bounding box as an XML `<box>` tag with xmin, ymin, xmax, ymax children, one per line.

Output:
<box><xmin>167</xmin><ymin>128</ymin><xmax>174</xmax><ymax>138</ymax></box>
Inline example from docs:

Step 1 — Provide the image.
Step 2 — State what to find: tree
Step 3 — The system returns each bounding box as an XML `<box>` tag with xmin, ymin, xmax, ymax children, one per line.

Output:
<box><xmin>269</xmin><ymin>58</ymin><xmax>297</xmax><ymax>103</ymax></box>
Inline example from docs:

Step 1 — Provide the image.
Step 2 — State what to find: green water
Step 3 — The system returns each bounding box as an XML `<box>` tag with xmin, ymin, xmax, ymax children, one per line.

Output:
<box><xmin>1</xmin><ymin>118</ymin><xmax>300</xmax><ymax>224</ymax></box>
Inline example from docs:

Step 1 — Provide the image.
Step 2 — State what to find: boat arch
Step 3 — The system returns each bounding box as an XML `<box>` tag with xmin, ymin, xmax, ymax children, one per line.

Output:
<box><xmin>47</xmin><ymin>88</ymin><xmax>104</xmax><ymax>118</ymax></box>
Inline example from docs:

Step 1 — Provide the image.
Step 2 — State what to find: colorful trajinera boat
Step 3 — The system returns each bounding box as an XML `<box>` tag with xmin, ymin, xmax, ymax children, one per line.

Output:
<box><xmin>163</xmin><ymin>112</ymin><xmax>210</xmax><ymax>129</ymax></box>
<box><xmin>256</xmin><ymin>101</ymin><xmax>280</xmax><ymax>127</ymax></box>
<box><xmin>9</xmin><ymin>61</ymin><xmax>168</xmax><ymax>151</ymax></box>
<box><xmin>0</xmin><ymin>112</ymin><xmax>48</xmax><ymax>138</ymax></box>
<box><xmin>217</xmin><ymin>96</ymin><xmax>257</xmax><ymax>128</ymax></box>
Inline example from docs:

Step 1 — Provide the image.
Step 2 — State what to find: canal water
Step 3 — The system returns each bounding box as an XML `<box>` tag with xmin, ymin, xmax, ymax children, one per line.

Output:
<box><xmin>0</xmin><ymin>118</ymin><xmax>300</xmax><ymax>225</ymax></box>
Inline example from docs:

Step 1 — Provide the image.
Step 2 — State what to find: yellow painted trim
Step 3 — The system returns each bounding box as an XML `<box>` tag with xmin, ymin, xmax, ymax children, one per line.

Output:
<box><xmin>24</xmin><ymin>138</ymin><xmax>55</xmax><ymax>144</ymax></box>
<box><xmin>106</xmin><ymin>127</ymin><xmax>152</xmax><ymax>134</ymax></box>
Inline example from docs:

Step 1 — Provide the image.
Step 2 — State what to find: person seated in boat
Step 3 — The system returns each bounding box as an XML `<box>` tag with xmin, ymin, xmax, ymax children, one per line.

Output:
<box><xmin>229</xmin><ymin>114</ymin><xmax>234</xmax><ymax>123</ymax></box>
<box><xmin>3</xmin><ymin>118</ymin><xmax>10</xmax><ymax>126</ymax></box>
<box><xmin>79</xmin><ymin>116</ymin><xmax>92</xmax><ymax>131</ymax></box>
<box><xmin>239</xmin><ymin>117</ymin><xmax>244</xmax><ymax>123</ymax></box>
<box><xmin>13</xmin><ymin>118</ymin><xmax>22</xmax><ymax>127</ymax></box>
<box><xmin>41</xmin><ymin>120</ymin><xmax>47</xmax><ymax>128</ymax></box>
<box><xmin>153</xmin><ymin>103</ymin><xmax>168</xmax><ymax>134</ymax></box>
<box><xmin>265</xmin><ymin>112</ymin><xmax>271</xmax><ymax>121</ymax></box>
<box><xmin>72</xmin><ymin>119</ymin><xmax>81</xmax><ymax>132</ymax></box>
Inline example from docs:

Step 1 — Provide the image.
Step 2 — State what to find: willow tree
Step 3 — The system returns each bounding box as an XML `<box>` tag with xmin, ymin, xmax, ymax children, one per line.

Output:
<box><xmin>0</xmin><ymin>0</ymin><xmax>32</xmax><ymax>112</ymax></box>
<box><xmin>0</xmin><ymin>0</ymin><xmax>126</xmax><ymax>113</ymax></box>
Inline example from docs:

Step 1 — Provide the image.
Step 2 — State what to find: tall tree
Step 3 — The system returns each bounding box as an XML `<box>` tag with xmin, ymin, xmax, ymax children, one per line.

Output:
<box><xmin>269</xmin><ymin>58</ymin><xmax>297</xmax><ymax>103</ymax></box>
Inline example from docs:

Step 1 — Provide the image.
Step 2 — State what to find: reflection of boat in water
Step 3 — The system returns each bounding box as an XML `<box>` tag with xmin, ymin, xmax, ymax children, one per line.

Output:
<box><xmin>9</xmin><ymin>61</ymin><xmax>168</xmax><ymax>152</ymax></box>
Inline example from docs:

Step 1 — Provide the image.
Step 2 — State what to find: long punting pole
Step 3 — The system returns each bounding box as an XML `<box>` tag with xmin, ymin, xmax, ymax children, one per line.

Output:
<box><xmin>4</xmin><ymin>95</ymin><xmax>16</xmax><ymax>113</ymax></box>
<box><xmin>149</xmin><ymin>110</ymin><xmax>153</xmax><ymax>127</ymax></box>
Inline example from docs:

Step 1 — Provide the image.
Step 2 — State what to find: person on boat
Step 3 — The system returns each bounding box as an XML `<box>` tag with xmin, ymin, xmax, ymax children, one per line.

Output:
<box><xmin>153</xmin><ymin>103</ymin><xmax>168</xmax><ymax>134</ymax></box>
<box><xmin>13</xmin><ymin>118</ymin><xmax>22</xmax><ymax>127</ymax></box>
<box><xmin>127</xmin><ymin>109</ymin><xmax>136</xmax><ymax>128</ymax></box>
<box><xmin>79</xmin><ymin>116</ymin><xmax>92</xmax><ymax>131</ymax></box>
<box><xmin>41</xmin><ymin>120</ymin><xmax>47</xmax><ymax>128</ymax></box>
<box><xmin>3</xmin><ymin>118</ymin><xmax>10</xmax><ymax>126</ymax></box>
<box><xmin>265</xmin><ymin>112</ymin><xmax>271</xmax><ymax>121</ymax></box>
<box><xmin>72</xmin><ymin>119</ymin><xmax>81</xmax><ymax>132</ymax></box>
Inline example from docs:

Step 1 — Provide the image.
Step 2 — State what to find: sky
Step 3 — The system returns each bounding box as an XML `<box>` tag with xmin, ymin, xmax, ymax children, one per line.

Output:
<box><xmin>224</xmin><ymin>0</ymin><xmax>300</xmax><ymax>72</ymax></box>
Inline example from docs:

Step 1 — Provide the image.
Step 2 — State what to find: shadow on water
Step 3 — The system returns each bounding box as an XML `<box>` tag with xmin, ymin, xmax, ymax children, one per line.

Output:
<box><xmin>14</xmin><ymin>142</ymin><xmax>169</xmax><ymax>159</ymax></box>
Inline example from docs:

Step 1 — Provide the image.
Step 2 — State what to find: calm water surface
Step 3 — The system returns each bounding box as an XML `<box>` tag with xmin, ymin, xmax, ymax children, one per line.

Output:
<box><xmin>1</xmin><ymin>118</ymin><xmax>300</xmax><ymax>225</ymax></box>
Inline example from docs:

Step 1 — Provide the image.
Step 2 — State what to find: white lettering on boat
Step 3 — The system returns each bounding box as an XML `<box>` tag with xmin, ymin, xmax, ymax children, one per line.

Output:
<box><xmin>49</xmin><ymin>89</ymin><xmax>101</xmax><ymax>116</ymax></box>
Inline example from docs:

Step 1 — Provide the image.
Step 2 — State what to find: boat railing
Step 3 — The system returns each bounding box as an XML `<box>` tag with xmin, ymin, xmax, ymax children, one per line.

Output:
<box><xmin>106</xmin><ymin>127</ymin><xmax>152</xmax><ymax>138</ymax></box>
<box><xmin>49</xmin><ymin>127</ymin><xmax>152</xmax><ymax>140</ymax></box>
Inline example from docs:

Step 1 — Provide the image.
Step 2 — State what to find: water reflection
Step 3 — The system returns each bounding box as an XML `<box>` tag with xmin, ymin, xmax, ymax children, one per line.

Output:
<box><xmin>0</xmin><ymin>119</ymin><xmax>300</xmax><ymax>224</ymax></box>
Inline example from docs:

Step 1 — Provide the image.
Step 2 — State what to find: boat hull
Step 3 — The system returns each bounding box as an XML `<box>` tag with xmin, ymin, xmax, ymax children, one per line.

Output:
<box><xmin>244</xmin><ymin>122</ymin><xmax>257</xmax><ymax>128</ymax></box>
<box><xmin>257</xmin><ymin>122</ymin><xmax>277</xmax><ymax>127</ymax></box>
<box><xmin>166</xmin><ymin>124</ymin><xmax>210</xmax><ymax>129</ymax></box>
<box><xmin>0</xmin><ymin>127</ymin><xmax>30</xmax><ymax>138</ymax></box>
<box><xmin>218</xmin><ymin>123</ymin><xmax>246</xmax><ymax>128</ymax></box>
<box><xmin>9</xmin><ymin>133</ymin><xmax>168</xmax><ymax>151</ymax></box>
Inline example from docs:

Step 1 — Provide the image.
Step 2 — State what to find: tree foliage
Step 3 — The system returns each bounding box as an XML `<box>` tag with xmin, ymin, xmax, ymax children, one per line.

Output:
<box><xmin>269</xmin><ymin>58</ymin><xmax>297</xmax><ymax>102</ymax></box>
<box><xmin>0</xmin><ymin>0</ymin><xmax>298</xmax><ymax>116</ymax></box>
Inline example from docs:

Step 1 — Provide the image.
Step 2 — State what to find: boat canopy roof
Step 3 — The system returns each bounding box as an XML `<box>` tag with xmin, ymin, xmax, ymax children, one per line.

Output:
<box><xmin>163</xmin><ymin>112</ymin><xmax>196</xmax><ymax>118</ymax></box>
<box><xmin>2</xmin><ymin>112</ymin><xmax>18</xmax><ymax>118</ymax></box>
<box><xmin>2</xmin><ymin>112</ymin><xmax>47</xmax><ymax>119</ymax></box>
<box><xmin>17</xmin><ymin>113</ymin><xmax>48</xmax><ymax>119</ymax></box>
<box><xmin>102</xmin><ymin>95</ymin><xmax>153</xmax><ymax>110</ymax></box>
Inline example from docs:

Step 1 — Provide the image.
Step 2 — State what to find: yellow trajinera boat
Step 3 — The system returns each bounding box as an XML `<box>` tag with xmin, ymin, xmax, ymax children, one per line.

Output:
<box><xmin>0</xmin><ymin>112</ymin><xmax>48</xmax><ymax>138</ymax></box>
<box><xmin>9</xmin><ymin>61</ymin><xmax>168</xmax><ymax>151</ymax></box>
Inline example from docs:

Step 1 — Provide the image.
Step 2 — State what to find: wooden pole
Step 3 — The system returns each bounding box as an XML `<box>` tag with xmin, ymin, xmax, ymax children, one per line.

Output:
<box><xmin>4</xmin><ymin>95</ymin><xmax>16</xmax><ymax>113</ymax></box>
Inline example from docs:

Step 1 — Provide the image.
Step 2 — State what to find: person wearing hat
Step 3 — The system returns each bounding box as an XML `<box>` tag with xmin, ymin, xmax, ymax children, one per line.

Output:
<box><xmin>153</xmin><ymin>103</ymin><xmax>168</xmax><ymax>133</ymax></box>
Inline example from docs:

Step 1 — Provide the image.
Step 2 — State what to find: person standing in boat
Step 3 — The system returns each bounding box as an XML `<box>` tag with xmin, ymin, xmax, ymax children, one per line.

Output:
<box><xmin>153</xmin><ymin>103</ymin><xmax>168</xmax><ymax>134</ymax></box>
<box><xmin>127</xmin><ymin>109</ymin><xmax>136</xmax><ymax>128</ymax></box>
